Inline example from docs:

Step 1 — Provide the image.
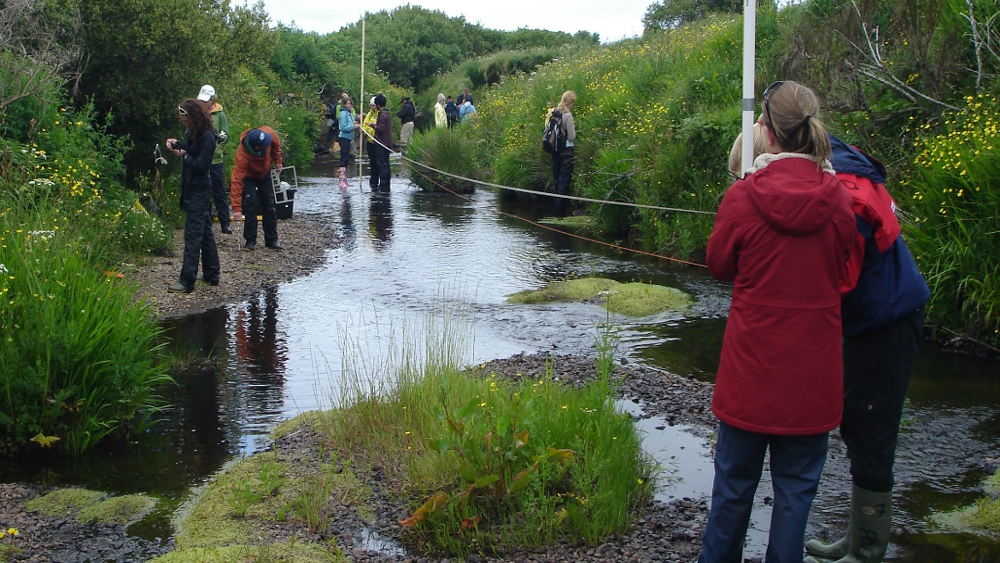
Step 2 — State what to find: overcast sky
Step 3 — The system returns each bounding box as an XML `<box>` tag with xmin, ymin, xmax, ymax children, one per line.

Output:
<box><xmin>251</xmin><ymin>0</ymin><xmax>651</xmax><ymax>43</ymax></box>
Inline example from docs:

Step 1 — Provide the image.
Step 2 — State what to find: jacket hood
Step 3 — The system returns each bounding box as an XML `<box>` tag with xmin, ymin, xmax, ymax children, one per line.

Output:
<box><xmin>210</xmin><ymin>102</ymin><xmax>224</xmax><ymax>113</ymax></box>
<box><xmin>828</xmin><ymin>134</ymin><xmax>886</xmax><ymax>184</ymax></box>
<box><xmin>743</xmin><ymin>153</ymin><xmax>844</xmax><ymax>236</ymax></box>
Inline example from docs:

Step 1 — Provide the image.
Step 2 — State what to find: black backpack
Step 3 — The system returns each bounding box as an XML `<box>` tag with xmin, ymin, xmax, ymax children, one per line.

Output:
<box><xmin>542</xmin><ymin>109</ymin><xmax>565</xmax><ymax>154</ymax></box>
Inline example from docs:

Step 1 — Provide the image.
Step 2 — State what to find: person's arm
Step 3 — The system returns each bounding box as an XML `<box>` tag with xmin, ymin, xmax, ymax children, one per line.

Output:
<box><xmin>217</xmin><ymin>111</ymin><xmax>230</xmax><ymax>144</ymax></box>
<box><xmin>375</xmin><ymin>111</ymin><xmax>389</xmax><ymax>135</ymax></box>
<box><xmin>271</xmin><ymin>133</ymin><xmax>282</xmax><ymax>172</ymax></box>
<box><xmin>706</xmin><ymin>187</ymin><xmax>742</xmax><ymax>282</ymax></box>
<box><xmin>339</xmin><ymin>110</ymin><xmax>355</xmax><ymax>134</ymax></box>
<box><xmin>563</xmin><ymin>112</ymin><xmax>576</xmax><ymax>143</ymax></box>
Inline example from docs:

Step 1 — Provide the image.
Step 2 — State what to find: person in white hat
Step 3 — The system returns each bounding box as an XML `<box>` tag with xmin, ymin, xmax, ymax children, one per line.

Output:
<box><xmin>197</xmin><ymin>84</ymin><xmax>232</xmax><ymax>232</ymax></box>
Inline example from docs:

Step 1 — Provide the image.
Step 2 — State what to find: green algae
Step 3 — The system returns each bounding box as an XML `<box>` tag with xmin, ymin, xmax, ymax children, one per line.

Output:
<box><xmin>507</xmin><ymin>277</ymin><xmax>691</xmax><ymax>317</ymax></box>
<box><xmin>932</xmin><ymin>470</ymin><xmax>1000</xmax><ymax>535</ymax></box>
<box><xmin>25</xmin><ymin>488</ymin><xmax>105</xmax><ymax>517</ymax></box>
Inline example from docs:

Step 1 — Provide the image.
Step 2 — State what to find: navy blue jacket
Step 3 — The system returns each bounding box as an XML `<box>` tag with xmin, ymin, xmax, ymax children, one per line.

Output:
<box><xmin>830</xmin><ymin>135</ymin><xmax>929</xmax><ymax>335</ymax></box>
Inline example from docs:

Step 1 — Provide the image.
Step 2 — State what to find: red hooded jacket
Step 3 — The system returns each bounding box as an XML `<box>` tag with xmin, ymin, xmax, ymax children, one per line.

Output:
<box><xmin>707</xmin><ymin>154</ymin><xmax>858</xmax><ymax>435</ymax></box>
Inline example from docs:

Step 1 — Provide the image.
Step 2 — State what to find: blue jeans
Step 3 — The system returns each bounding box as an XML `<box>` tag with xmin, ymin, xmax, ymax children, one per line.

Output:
<box><xmin>699</xmin><ymin>421</ymin><xmax>828</xmax><ymax>563</ymax></box>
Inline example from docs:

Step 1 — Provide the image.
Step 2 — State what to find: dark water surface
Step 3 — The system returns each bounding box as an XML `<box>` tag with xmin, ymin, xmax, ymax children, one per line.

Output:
<box><xmin>3</xmin><ymin>165</ymin><xmax>999</xmax><ymax>560</ymax></box>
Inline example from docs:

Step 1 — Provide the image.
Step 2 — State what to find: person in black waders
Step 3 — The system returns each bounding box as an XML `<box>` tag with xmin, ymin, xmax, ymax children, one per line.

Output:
<box><xmin>230</xmin><ymin>126</ymin><xmax>284</xmax><ymax>251</ymax></box>
<box><xmin>165</xmin><ymin>98</ymin><xmax>220</xmax><ymax>293</ymax></box>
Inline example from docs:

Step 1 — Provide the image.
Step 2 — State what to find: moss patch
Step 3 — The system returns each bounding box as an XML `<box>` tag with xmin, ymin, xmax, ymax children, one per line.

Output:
<box><xmin>24</xmin><ymin>488</ymin><xmax>155</xmax><ymax>529</ymax></box>
<box><xmin>537</xmin><ymin>215</ymin><xmax>596</xmax><ymax>230</ymax></box>
<box><xmin>272</xmin><ymin>410</ymin><xmax>323</xmax><ymax>440</ymax></box>
<box><xmin>77</xmin><ymin>494</ymin><xmax>157</xmax><ymax>527</ymax></box>
<box><xmin>932</xmin><ymin>469</ymin><xmax>1000</xmax><ymax>534</ymax></box>
<box><xmin>26</xmin><ymin>488</ymin><xmax>105</xmax><ymax>517</ymax></box>
<box><xmin>507</xmin><ymin>278</ymin><xmax>690</xmax><ymax>317</ymax></box>
<box><xmin>149</xmin><ymin>542</ymin><xmax>344</xmax><ymax>562</ymax></box>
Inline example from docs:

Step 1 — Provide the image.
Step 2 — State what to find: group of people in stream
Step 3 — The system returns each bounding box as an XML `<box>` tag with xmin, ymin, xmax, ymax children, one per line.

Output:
<box><xmin>165</xmin><ymin>85</ymin><xmax>285</xmax><ymax>294</ymax></box>
<box><xmin>164</xmin><ymin>78</ymin><xmax>924</xmax><ymax>562</ymax></box>
<box><xmin>698</xmin><ymin>80</ymin><xmax>929</xmax><ymax>563</ymax></box>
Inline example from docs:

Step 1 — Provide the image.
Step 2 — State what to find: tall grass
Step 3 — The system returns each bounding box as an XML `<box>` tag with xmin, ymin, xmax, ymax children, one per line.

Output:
<box><xmin>900</xmin><ymin>94</ymin><xmax>1000</xmax><ymax>341</ymax></box>
<box><xmin>316</xmin><ymin>305</ymin><xmax>654</xmax><ymax>557</ymax></box>
<box><xmin>0</xmin><ymin>205</ymin><xmax>170</xmax><ymax>453</ymax></box>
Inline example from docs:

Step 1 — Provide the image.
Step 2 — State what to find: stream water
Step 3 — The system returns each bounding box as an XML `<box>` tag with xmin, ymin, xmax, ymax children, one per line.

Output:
<box><xmin>3</xmin><ymin>161</ymin><xmax>999</xmax><ymax>560</ymax></box>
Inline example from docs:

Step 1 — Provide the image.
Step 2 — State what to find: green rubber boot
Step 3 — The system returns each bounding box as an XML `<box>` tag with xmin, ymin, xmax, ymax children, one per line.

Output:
<box><xmin>805</xmin><ymin>484</ymin><xmax>892</xmax><ymax>563</ymax></box>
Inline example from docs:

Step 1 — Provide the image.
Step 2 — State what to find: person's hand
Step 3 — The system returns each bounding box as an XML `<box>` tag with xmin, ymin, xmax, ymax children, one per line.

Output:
<box><xmin>275</xmin><ymin>163</ymin><xmax>283</xmax><ymax>174</ymax></box>
<box><xmin>166</xmin><ymin>138</ymin><xmax>184</xmax><ymax>157</ymax></box>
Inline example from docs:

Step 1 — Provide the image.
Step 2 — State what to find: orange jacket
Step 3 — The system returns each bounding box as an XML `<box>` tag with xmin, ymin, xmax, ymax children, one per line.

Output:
<box><xmin>230</xmin><ymin>126</ymin><xmax>282</xmax><ymax>213</ymax></box>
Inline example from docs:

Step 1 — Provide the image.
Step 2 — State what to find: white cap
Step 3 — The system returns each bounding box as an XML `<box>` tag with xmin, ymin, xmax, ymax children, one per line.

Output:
<box><xmin>370</xmin><ymin>96</ymin><xmax>377</xmax><ymax>106</ymax></box>
<box><xmin>197</xmin><ymin>84</ymin><xmax>216</xmax><ymax>102</ymax></box>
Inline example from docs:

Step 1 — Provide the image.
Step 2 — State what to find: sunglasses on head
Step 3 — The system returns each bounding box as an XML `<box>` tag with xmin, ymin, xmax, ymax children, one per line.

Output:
<box><xmin>177</xmin><ymin>105</ymin><xmax>188</xmax><ymax>116</ymax></box>
<box><xmin>762</xmin><ymin>81</ymin><xmax>788</xmax><ymax>146</ymax></box>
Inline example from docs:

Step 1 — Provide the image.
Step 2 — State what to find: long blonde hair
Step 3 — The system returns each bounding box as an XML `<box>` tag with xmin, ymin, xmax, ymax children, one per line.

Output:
<box><xmin>761</xmin><ymin>81</ymin><xmax>830</xmax><ymax>162</ymax></box>
<box><xmin>557</xmin><ymin>90</ymin><xmax>576</xmax><ymax>114</ymax></box>
<box><xmin>727</xmin><ymin>122</ymin><xmax>767</xmax><ymax>179</ymax></box>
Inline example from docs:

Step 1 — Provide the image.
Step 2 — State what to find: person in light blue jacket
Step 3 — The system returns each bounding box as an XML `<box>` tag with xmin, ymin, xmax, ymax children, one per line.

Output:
<box><xmin>458</xmin><ymin>98</ymin><xmax>476</xmax><ymax>122</ymax></box>
<box><xmin>338</xmin><ymin>98</ymin><xmax>356</xmax><ymax>189</ymax></box>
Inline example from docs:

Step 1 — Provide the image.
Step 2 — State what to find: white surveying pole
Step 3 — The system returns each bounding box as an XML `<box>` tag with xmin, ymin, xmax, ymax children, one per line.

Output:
<box><xmin>741</xmin><ymin>0</ymin><xmax>757</xmax><ymax>175</ymax></box>
<box><xmin>359</xmin><ymin>17</ymin><xmax>366</xmax><ymax>191</ymax></box>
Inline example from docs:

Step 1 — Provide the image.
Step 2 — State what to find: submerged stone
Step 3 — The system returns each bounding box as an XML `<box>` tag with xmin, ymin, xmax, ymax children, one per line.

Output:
<box><xmin>507</xmin><ymin>277</ymin><xmax>691</xmax><ymax>317</ymax></box>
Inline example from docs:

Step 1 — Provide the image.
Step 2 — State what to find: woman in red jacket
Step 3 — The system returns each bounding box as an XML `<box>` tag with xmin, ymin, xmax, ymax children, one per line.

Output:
<box><xmin>698</xmin><ymin>81</ymin><xmax>858</xmax><ymax>563</ymax></box>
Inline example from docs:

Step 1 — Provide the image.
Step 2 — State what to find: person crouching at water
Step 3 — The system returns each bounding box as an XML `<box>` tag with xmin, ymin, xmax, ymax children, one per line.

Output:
<box><xmin>231</xmin><ymin>126</ymin><xmax>283</xmax><ymax>251</ymax></box>
<box><xmin>165</xmin><ymin>98</ymin><xmax>220</xmax><ymax>293</ymax></box>
<box><xmin>698</xmin><ymin>80</ymin><xmax>858</xmax><ymax>563</ymax></box>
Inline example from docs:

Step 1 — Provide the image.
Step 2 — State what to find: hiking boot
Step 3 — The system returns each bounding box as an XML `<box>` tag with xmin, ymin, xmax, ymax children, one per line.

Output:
<box><xmin>265</xmin><ymin>242</ymin><xmax>283</xmax><ymax>250</ymax></box>
<box><xmin>220</xmin><ymin>224</ymin><xmax>233</xmax><ymax>234</ymax></box>
<box><xmin>243</xmin><ymin>241</ymin><xmax>256</xmax><ymax>251</ymax></box>
<box><xmin>196</xmin><ymin>275</ymin><xmax>219</xmax><ymax>286</ymax></box>
<box><xmin>168</xmin><ymin>283</ymin><xmax>193</xmax><ymax>293</ymax></box>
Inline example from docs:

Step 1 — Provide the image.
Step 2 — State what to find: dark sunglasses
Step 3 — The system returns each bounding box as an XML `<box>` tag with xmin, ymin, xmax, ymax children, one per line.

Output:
<box><xmin>762</xmin><ymin>81</ymin><xmax>788</xmax><ymax>145</ymax></box>
<box><xmin>177</xmin><ymin>105</ymin><xmax>188</xmax><ymax>116</ymax></box>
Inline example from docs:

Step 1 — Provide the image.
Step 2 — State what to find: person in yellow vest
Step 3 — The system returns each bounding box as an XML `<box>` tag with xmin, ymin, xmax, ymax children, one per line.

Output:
<box><xmin>362</xmin><ymin>97</ymin><xmax>380</xmax><ymax>190</ymax></box>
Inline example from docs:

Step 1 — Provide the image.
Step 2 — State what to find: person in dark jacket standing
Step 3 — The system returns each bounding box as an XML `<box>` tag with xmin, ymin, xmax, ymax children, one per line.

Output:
<box><xmin>230</xmin><ymin>126</ymin><xmax>283</xmax><ymax>251</ymax></box>
<box><xmin>372</xmin><ymin>94</ymin><xmax>392</xmax><ymax>191</ymax></box>
<box><xmin>803</xmin><ymin>137</ymin><xmax>930</xmax><ymax>563</ymax></box>
<box><xmin>445</xmin><ymin>95</ymin><xmax>459</xmax><ymax>129</ymax></box>
<box><xmin>551</xmin><ymin>90</ymin><xmax>576</xmax><ymax>217</ymax></box>
<box><xmin>166</xmin><ymin>98</ymin><xmax>220</xmax><ymax>293</ymax></box>
<box><xmin>396</xmin><ymin>96</ymin><xmax>415</xmax><ymax>152</ymax></box>
<box><xmin>698</xmin><ymin>81</ymin><xmax>858</xmax><ymax>563</ymax></box>
<box><xmin>197</xmin><ymin>84</ymin><xmax>232</xmax><ymax>234</ymax></box>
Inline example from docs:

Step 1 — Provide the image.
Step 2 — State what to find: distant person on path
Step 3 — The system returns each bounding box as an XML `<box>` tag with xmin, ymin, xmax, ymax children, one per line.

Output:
<box><xmin>165</xmin><ymin>98</ymin><xmax>220</xmax><ymax>293</ymax></box>
<box><xmin>196</xmin><ymin>84</ymin><xmax>232</xmax><ymax>234</ymax></box>
<box><xmin>231</xmin><ymin>126</ymin><xmax>283</xmax><ymax>251</ymax></box>
<box><xmin>698</xmin><ymin>80</ymin><xmax>858</xmax><ymax>563</ymax></box>
<box><xmin>456</xmin><ymin>87</ymin><xmax>472</xmax><ymax>107</ymax></box>
<box><xmin>372</xmin><ymin>94</ymin><xmax>392</xmax><ymax>191</ymax></box>
<box><xmin>445</xmin><ymin>95</ymin><xmax>459</xmax><ymax>129</ymax></box>
<box><xmin>458</xmin><ymin>97</ymin><xmax>476</xmax><ymax>122</ymax></box>
<box><xmin>362</xmin><ymin>96</ymin><xmax>380</xmax><ymax>190</ymax></box>
<box><xmin>802</xmin><ymin>140</ymin><xmax>930</xmax><ymax>563</ymax></box>
<box><xmin>323</xmin><ymin>97</ymin><xmax>339</xmax><ymax>151</ymax></box>
<box><xmin>434</xmin><ymin>93</ymin><xmax>447</xmax><ymax>128</ymax></box>
<box><xmin>550</xmin><ymin>90</ymin><xmax>576</xmax><ymax>217</ymax></box>
<box><xmin>396</xmin><ymin>96</ymin><xmax>415</xmax><ymax>152</ymax></box>
<box><xmin>337</xmin><ymin>98</ymin><xmax>356</xmax><ymax>190</ymax></box>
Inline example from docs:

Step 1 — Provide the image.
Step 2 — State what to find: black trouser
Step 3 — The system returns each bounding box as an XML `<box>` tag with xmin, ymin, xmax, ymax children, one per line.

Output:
<box><xmin>841</xmin><ymin>304</ymin><xmax>926</xmax><ymax>492</ymax></box>
<box><xmin>241</xmin><ymin>175</ymin><xmax>278</xmax><ymax>246</ymax></box>
<box><xmin>339</xmin><ymin>137</ymin><xmax>352</xmax><ymax>167</ymax></box>
<box><xmin>551</xmin><ymin>146</ymin><xmax>574</xmax><ymax>217</ymax></box>
<box><xmin>209</xmin><ymin>163</ymin><xmax>230</xmax><ymax>229</ymax></box>
<box><xmin>180</xmin><ymin>186</ymin><xmax>220</xmax><ymax>288</ymax></box>
<box><xmin>373</xmin><ymin>144</ymin><xmax>391</xmax><ymax>191</ymax></box>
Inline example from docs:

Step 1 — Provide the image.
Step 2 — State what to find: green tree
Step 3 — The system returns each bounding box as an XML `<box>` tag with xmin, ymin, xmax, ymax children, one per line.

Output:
<box><xmin>642</xmin><ymin>0</ymin><xmax>742</xmax><ymax>31</ymax></box>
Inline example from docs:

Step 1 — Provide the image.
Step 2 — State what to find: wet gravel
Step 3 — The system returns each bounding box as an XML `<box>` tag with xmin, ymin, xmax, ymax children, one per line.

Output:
<box><xmin>0</xmin><ymin>484</ymin><xmax>173</xmax><ymax>562</ymax></box>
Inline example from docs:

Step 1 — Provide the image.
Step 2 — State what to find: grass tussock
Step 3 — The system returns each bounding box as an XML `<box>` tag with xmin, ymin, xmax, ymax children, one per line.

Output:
<box><xmin>316</xmin><ymin>310</ymin><xmax>656</xmax><ymax>557</ymax></box>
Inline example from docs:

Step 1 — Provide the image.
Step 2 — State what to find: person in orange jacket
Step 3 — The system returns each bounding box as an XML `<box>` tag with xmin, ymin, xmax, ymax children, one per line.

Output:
<box><xmin>231</xmin><ymin>127</ymin><xmax>283</xmax><ymax>251</ymax></box>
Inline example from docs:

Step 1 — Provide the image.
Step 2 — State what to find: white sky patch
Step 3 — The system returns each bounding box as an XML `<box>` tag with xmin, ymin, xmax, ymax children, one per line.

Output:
<box><xmin>249</xmin><ymin>0</ymin><xmax>651</xmax><ymax>43</ymax></box>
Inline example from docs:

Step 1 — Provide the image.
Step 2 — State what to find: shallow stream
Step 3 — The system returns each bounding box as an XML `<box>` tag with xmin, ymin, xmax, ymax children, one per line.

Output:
<box><xmin>3</xmin><ymin>163</ymin><xmax>999</xmax><ymax>560</ymax></box>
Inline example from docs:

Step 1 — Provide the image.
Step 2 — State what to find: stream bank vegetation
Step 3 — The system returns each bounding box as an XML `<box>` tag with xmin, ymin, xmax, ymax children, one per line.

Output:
<box><xmin>408</xmin><ymin>0</ymin><xmax>1000</xmax><ymax>347</ymax></box>
<box><xmin>162</xmin><ymin>313</ymin><xmax>655</xmax><ymax>561</ymax></box>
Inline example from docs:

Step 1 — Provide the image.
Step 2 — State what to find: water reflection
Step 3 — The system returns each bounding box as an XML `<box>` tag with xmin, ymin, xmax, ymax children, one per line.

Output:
<box><xmin>340</xmin><ymin>191</ymin><xmax>356</xmax><ymax>251</ymax></box>
<box><xmin>369</xmin><ymin>192</ymin><xmax>393</xmax><ymax>247</ymax></box>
